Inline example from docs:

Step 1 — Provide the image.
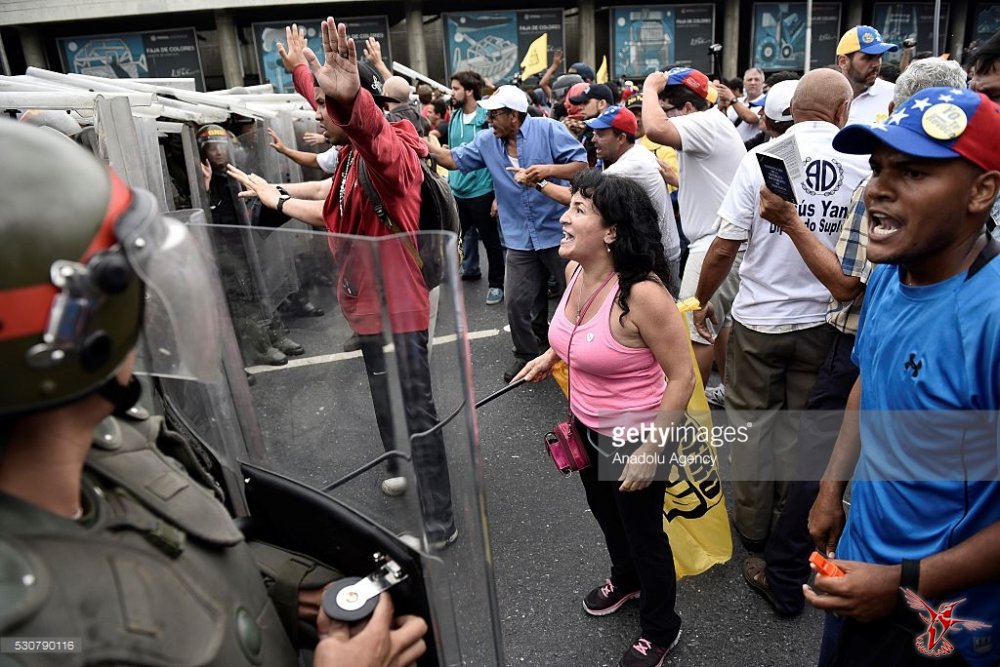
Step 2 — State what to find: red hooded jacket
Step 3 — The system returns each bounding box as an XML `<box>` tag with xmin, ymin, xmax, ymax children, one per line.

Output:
<box><xmin>293</xmin><ymin>65</ymin><xmax>430</xmax><ymax>336</ymax></box>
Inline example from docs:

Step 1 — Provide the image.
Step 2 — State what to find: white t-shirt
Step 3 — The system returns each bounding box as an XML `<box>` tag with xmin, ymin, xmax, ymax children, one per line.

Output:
<box><xmin>727</xmin><ymin>96</ymin><xmax>764</xmax><ymax>143</ymax></box>
<box><xmin>604</xmin><ymin>143</ymin><xmax>681</xmax><ymax>261</ymax></box>
<box><xmin>316</xmin><ymin>146</ymin><xmax>339</xmax><ymax>174</ymax></box>
<box><xmin>672</xmin><ymin>108</ymin><xmax>747</xmax><ymax>252</ymax></box>
<box><xmin>847</xmin><ymin>78</ymin><xmax>895</xmax><ymax>126</ymax></box>
<box><xmin>718</xmin><ymin>121</ymin><xmax>870</xmax><ymax>326</ymax></box>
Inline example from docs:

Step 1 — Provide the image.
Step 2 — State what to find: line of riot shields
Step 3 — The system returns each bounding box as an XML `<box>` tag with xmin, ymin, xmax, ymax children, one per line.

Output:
<box><xmin>1</xmin><ymin>69</ymin><xmax>504</xmax><ymax>667</ymax></box>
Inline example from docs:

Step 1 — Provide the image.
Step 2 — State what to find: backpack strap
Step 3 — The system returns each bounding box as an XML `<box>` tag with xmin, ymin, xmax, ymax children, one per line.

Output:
<box><xmin>357</xmin><ymin>159</ymin><xmax>423</xmax><ymax>269</ymax></box>
<box><xmin>966</xmin><ymin>232</ymin><xmax>1000</xmax><ymax>282</ymax></box>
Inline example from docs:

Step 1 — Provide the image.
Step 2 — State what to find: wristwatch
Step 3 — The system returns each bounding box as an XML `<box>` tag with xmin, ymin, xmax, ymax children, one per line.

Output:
<box><xmin>535</xmin><ymin>179</ymin><xmax>550</xmax><ymax>192</ymax></box>
<box><xmin>276</xmin><ymin>186</ymin><xmax>292</xmax><ymax>213</ymax></box>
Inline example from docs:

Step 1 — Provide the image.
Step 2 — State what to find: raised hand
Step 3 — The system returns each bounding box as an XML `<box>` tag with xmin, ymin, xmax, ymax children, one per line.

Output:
<box><xmin>363</xmin><ymin>36</ymin><xmax>384</xmax><ymax>68</ymax></box>
<box><xmin>277</xmin><ymin>24</ymin><xmax>309</xmax><ymax>73</ymax></box>
<box><xmin>304</xmin><ymin>18</ymin><xmax>360</xmax><ymax>106</ymax></box>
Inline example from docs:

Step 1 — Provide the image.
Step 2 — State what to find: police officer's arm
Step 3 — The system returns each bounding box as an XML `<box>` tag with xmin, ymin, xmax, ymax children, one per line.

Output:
<box><xmin>759</xmin><ymin>185</ymin><xmax>865</xmax><ymax>302</ymax></box>
<box><xmin>314</xmin><ymin>593</ymin><xmax>427</xmax><ymax>667</ymax></box>
<box><xmin>641</xmin><ymin>72</ymin><xmax>683</xmax><ymax>149</ymax></box>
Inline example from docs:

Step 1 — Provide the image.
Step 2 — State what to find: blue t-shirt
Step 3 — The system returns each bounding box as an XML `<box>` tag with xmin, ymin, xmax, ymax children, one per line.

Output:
<box><xmin>451</xmin><ymin>114</ymin><xmax>587</xmax><ymax>251</ymax></box>
<box><xmin>840</xmin><ymin>253</ymin><xmax>1000</xmax><ymax>666</ymax></box>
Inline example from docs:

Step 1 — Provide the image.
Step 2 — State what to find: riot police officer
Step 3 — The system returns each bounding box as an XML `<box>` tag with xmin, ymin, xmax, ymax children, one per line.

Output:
<box><xmin>0</xmin><ymin>120</ymin><xmax>426</xmax><ymax>667</ymax></box>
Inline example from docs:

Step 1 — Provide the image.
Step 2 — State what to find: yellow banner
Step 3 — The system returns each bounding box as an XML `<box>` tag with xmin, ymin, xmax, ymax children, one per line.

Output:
<box><xmin>596</xmin><ymin>55</ymin><xmax>608</xmax><ymax>84</ymax></box>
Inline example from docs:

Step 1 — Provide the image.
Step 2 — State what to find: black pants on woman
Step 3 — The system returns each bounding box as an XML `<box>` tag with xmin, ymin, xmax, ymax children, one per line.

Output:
<box><xmin>576</xmin><ymin>418</ymin><xmax>682</xmax><ymax>645</ymax></box>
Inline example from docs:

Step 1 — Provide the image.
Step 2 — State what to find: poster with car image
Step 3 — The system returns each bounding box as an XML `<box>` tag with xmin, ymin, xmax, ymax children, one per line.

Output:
<box><xmin>58</xmin><ymin>28</ymin><xmax>204</xmax><ymax>90</ymax></box>
<box><xmin>751</xmin><ymin>3</ymin><xmax>841</xmax><ymax>71</ymax></box>
<box><xmin>253</xmin><ymin>17</ymin><xmax>391</xmax><ymax>94</ymax></box>
<box><xmin>442</xmin><ymin>10</ymin><xmax>564</xmax><ymax>84</ymax></box>
<box><xmin>610</xmin><ymin>5</ymin><xmax>716</xmax><ymax>79</ymax></box>
<box><xmin>872</xmin><ymin>3</ymin><xmax>950</xmax><ymax>63</ymax></box>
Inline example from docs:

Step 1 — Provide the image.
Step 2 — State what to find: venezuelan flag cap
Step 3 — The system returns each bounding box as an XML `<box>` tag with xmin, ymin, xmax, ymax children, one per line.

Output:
<box><xmin>836</xmin><ymin>25</ymin><xmax>898</xmax><ymax>56</ymax></box>
<box><xmin>833</xmin><ymin>87</ymin><xmax>1000</xmax><ymax>173</ymax></box>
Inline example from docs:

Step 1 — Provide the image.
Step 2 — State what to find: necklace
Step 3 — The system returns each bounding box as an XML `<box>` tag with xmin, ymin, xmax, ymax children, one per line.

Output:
<box><xmin>575</xmin><ymin>270</ymin><xmax>615</xmax><ymax>321</ymax></box>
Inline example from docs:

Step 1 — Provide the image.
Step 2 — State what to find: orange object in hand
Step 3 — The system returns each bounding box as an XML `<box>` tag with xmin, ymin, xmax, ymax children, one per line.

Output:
<box><xmin>810</xmin><ymin>552</ymin><xmax>846</xmax><ymax>577</ymax></box>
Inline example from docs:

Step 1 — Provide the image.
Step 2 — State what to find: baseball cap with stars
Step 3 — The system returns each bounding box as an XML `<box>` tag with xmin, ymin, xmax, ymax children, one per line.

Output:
<box><xmin>832</xmin><ymin>87</ymin><xmax>1000</xmax><ymax>173</ymax></box>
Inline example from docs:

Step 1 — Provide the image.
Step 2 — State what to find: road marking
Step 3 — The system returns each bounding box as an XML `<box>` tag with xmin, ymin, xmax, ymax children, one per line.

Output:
<box><xmin>247</xmin><ymin>328</ymin><xmax>502</xmax><ymax>375</ymax></box>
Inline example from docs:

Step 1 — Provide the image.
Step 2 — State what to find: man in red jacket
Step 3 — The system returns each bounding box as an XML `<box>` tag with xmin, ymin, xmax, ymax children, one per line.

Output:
<box><xmin>230</xmin><ymin>18</ymin><xmax>456</xmax><ymax>549</ymax></box>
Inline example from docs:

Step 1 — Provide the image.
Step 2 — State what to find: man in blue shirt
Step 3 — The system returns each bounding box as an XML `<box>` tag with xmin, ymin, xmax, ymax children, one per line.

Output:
<box><xmin>429</xmin><ymin>85</ymin><xmax>588</xmax><ymax>381</ymax></box>
<box><xmin>805</xmin><ymin>87</ymin><xmax>1000</xmax><ymax>667</ymax></box>
<box><xmin>447</xmin><ymin>70</ymin><xmax>504</xmax><ymax>305</ymax></box>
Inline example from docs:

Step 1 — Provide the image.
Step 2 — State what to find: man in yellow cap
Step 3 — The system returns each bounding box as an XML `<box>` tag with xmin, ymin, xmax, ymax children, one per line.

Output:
<box><xmin>836</xmin><ymin>25</ymin><xmax>898</xmax><ymax>125</ymax></box>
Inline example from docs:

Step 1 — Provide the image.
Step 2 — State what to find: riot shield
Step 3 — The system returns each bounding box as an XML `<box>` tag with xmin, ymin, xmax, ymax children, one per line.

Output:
<box><xmin>161</xmin><ymin>222</ymin><xmax>504</xmax><ymax>667</ymax></box>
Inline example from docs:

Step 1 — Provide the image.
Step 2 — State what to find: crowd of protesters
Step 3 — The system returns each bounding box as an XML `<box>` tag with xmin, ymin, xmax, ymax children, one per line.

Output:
<box><xmin>239</xmin><ymin>21</ymin><xmax>1000</xmax><ymax>667</ymax></box>
<box><xmin>7</xmin><ymin>14</ymin><xmax>1000</xmax><ymax>667</ymax></box>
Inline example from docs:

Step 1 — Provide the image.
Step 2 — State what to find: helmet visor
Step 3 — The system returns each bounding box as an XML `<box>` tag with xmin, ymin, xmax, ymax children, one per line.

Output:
<box><xmin>117</xmin><ymin>192</ymin><xmax>221</xmax><ymax>381</ymax></box>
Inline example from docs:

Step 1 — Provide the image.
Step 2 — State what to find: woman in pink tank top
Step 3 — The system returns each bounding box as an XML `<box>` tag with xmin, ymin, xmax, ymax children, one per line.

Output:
<box><xmin>512</xmin><ymin>169</ymin><xmax>695</xmax><ymax>667</ymax></box>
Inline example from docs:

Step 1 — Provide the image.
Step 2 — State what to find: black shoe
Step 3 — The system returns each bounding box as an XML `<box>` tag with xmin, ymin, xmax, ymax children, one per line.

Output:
<box><xmin>272</xmin><ymin>336</ymin><xmax>305</xmax><ymax>356</ymax></box>
<box><xmin>583</xmin><ymin>578</ymin><xmax>640</xmax><ymax>616</ymax></box>
<box><xmin>461</xmin><ymin>271</ymin><xmax>482</xmax><ymax>282</ymax></box>
<box><xmin>503</xmin><ymin>358</ymin><xmax>528</xmax><ymax>383</ymax></box>
<box><xmin>279</xmin><ymin>298</ymin><xmax>324</xmax><ymax>318</ymax></box>
<box><xmin>619</xmin><ymin>632</ymin><xmax>681</xmax><ymax>667</ymax></box>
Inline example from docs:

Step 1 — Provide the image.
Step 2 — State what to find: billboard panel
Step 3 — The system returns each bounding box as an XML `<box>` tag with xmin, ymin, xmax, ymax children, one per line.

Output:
<box><xmin>253</xmin><ymin>17</ymin><xmax>391</xmax><ymax>94</ymax></box>
<box><xmin>58</xmin><ymin>28</ymin><xmax>205</xmax><ymax>90</ymax></box>
<box><xmin>442</xmin><ymin>10</ymin><xmax>565</xmax><ymax>84</ymax></box>
<box><xmin>611</xmin><ymin>5</ymin><xmax>716</xmax><ymax>79</ymax></box>
<box><xmin>751</xmin><ymin>3</ymin><xmax>842</xmax><ymax>72</ymax></box>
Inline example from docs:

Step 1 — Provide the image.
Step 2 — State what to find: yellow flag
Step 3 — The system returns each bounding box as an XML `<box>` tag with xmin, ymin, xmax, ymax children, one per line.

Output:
<box><xmin>520</xmin><ymin>33</ymin><xmax>548</xmax><ymax>78</ymax></box>
<box><xmin>596</xmin><ymin>55</ymin><xmax>608</xmax><ymax>83</ymax></box>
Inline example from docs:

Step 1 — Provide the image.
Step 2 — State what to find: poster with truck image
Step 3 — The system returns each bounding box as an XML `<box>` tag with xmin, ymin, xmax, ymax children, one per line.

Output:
<box><xmin>751</xmin><ymin>3</ymin><xmax>841</xmax><ymax>71</ymax></box>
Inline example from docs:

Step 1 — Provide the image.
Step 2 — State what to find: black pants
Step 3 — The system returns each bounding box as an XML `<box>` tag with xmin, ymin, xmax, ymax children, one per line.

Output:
<box><xmin>763</xmin><ymin>327</ymin><xmax>859</xmax><ymax>615</ymax></box>
<box><xmin>820</xmin><ymin>607</ymin><xmax>971</xmax><ymax>667</ymax></box>
<box><xmin>359</xmin><ymin>330</ymin><xmax>455</xmax><ymax>540</ymax></box>
<box><xmin>456</xmin><ymin>193</ymin><xmax>505</xmax><ymax>289</ymax></box>
<box><xmin>576</xmin><ymin>419</ymin><xmax>682</xmax><ymax>645</ymax></box>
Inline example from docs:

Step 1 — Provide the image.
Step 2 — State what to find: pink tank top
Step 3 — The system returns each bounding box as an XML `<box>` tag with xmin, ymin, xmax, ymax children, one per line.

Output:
<box><xmin>549</xmin><ymin>270</ymin><xmax>667</xmax><ymax>432</ymax></box>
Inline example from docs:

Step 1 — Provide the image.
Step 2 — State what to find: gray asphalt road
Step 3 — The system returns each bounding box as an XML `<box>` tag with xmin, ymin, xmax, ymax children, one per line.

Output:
<box><xmin>245</xmin><ymin>276</ymin><xmax>825</xmax><ymax>667</ymax></box>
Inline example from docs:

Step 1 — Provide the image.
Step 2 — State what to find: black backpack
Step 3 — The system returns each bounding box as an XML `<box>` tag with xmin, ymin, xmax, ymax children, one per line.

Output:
<box><xmin>358</xmin><ymin>158</ymin><xmax>462</xmax><ymax>289</ymax></box>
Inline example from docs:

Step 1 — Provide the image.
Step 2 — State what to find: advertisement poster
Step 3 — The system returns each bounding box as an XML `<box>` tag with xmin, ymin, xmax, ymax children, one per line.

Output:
<box><xmin>751</xmin><ymin>3</ymin><xmax>841</xmax><ymax>71</ymax></box>
<box><xmin>611</xmin><ymin>5</ymin><xmax>716</xmax><ymax>79</ymax></box>
<box><xmin>58</xmin><ymin>28</ymin><xmax>204</xmax><ymax>90</ymax></box>
<box><xmin>872</xmin><ymin>3</ymin><xmax>950</xmax><ymax>62</ymax></box>
<box><xmin>973</xmin><ymin>5</ymin><xmax>1000</xmax><ymax>42</ymax></box>
<box><xmin>253</xmin><ymin>17</ymin><xmax>391</xmax><ymax>94</ymax></box>
<box><xmin>442</xmin><ymin>10</ymin><xmax>564</xmax><ymax>84</ymax></box>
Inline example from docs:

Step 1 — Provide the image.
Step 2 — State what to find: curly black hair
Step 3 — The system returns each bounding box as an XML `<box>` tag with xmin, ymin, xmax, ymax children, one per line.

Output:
<box><xmin>569</xmin><ymin>169</ymin><xmax>672</xmax><ymax>325</ymax></box>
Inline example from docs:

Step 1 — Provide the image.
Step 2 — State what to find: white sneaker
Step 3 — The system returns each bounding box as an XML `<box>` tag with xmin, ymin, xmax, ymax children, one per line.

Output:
<box><xmin>705</xmin><ymin>384</ymin><xmax>726</xmax><ymax>407</ymax></box>
<box><xmin>381</xmin><ymin>476</ymin><xmax>407</xmax><ymax>496</ymax></box>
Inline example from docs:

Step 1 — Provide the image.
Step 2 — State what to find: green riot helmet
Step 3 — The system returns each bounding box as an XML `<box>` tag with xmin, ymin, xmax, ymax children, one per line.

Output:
<box><xmin>0</xmin><ymin>121</ymin><xmax>221</xmax><ymax>417</ymax></box>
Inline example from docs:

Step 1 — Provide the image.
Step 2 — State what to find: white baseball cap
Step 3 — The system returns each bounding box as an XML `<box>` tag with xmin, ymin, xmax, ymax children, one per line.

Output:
<box><xmin>764</xmin><ymin>80</ymin><xmax>799</xmax><ymax>122</ymax></box>
<box><xmin>479</xmin><ymin>85</ymin><xmax>529</xmax><ymax>113</ymax></box>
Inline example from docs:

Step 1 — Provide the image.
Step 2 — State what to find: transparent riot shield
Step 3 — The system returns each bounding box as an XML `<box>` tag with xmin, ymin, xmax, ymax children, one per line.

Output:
<box><xmin>161</xmin><ymin>222</ymin><xmax>504</xmax><ymax>667</ymax></box>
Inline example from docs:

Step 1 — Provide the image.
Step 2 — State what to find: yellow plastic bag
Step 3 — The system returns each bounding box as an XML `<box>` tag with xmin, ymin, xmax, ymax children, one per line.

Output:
<box><xmin>549</xmin><ymin>297</ymin><xmax>733</xmax><ymax>579</ymax></box>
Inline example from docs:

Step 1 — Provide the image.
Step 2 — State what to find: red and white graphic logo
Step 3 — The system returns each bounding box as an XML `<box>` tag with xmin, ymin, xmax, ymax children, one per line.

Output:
<box><xmin>903</xmin><ymin>588</ymin><xmax>992</xmax><ymax>657</ymax></box>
